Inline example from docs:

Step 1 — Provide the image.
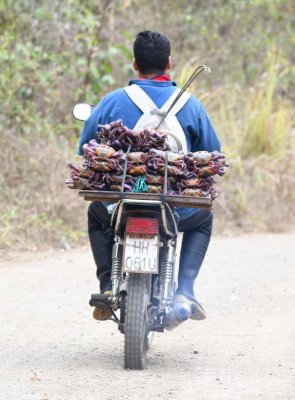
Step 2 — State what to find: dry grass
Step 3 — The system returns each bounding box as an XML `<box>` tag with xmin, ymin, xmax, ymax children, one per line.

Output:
<box><xmin>179</xmin><ymin>57</ymin><xmax>295</xmax><ymax>234</ymax></box>
<box><xmin>0</xmin><ymin>130</ymin><xmax>88</xmax><ymax>251</ymax></box>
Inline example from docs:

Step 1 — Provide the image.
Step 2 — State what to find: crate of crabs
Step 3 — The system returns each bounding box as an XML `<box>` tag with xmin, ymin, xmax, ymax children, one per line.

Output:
<box><xmin>65</xmin><ymin>120</ymin><xmax>227</xmax><ymax>209</ymax></box>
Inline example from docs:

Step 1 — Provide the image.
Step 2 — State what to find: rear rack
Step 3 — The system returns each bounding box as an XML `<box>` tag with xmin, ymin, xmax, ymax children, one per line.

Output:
<box><xmin>78</xmin><ymin>190</ymin><xmax>212</xmax><ymax>209</ymax></box>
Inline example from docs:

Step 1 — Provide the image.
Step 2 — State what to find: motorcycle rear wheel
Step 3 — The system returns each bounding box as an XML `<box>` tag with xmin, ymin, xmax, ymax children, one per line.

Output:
<box><xmin>124</xmin><ymin>273</ymin><xmax>151</xmax><ymax>370</ymax></box>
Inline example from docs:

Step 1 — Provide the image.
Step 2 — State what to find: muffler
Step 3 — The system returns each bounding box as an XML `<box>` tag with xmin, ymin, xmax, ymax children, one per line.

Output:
<box><xmin>164</xmin><ymin>303</ymin><xmax>191</xmax><ymax>331</ymax></box>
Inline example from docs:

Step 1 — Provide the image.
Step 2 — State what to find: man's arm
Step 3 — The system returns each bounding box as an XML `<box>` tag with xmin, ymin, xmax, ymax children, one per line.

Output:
<box><xmin>77</xmin><ymin>98</ymin><xmax>105</xmax><ymax>155</ymax></box>
<box><xmin>191</xmin><ymin>104</ymin><xmax>221</xmax><ymax>153</ymax></box>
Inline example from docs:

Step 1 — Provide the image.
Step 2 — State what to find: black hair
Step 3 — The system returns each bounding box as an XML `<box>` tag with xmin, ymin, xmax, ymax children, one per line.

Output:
<box><xmin>133</xmin><ymin>31</ymin><xmax>171</xmax><ymax>74</ymax></box>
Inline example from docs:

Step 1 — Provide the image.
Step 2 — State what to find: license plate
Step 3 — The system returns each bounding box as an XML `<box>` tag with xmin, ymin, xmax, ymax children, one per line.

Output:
<box><xmin>123</xmin><ymin>234</ymin><xmax>159</xmax><ymax>274</ymax></box>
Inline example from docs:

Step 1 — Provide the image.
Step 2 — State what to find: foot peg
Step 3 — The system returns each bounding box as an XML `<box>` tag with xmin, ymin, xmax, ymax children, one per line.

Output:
<box><xmin>89</xmin><ymin>293</ymin><xmax>112</xmax><ymax>311</ymax></box>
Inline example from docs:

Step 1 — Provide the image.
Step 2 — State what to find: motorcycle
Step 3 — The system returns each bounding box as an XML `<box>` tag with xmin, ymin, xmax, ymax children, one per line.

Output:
<box><xmin>73</xmin><ymin>103</ymin><xmax>212</xmax><ymax>370</ymax></box>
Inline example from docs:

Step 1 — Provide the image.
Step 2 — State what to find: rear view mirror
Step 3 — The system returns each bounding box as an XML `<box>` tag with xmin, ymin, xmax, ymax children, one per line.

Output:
<box><xmin>72</xmin><ymin>103</ymin><xmax>95</xmax><ymax>121</ymax></box>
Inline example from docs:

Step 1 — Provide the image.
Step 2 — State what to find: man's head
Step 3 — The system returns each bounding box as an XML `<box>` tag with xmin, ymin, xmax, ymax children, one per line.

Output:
<box><xmin>133</xmin><ymin>31</ymin><xmax>171</xmax><ymax>75</ymax></box>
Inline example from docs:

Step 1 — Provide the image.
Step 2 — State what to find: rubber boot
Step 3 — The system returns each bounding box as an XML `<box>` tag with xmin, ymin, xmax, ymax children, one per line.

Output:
<box><xmin>88</xmin><ymin>202</ymin><xmax>113</xmax><ymax>293</ymax></box>
<box><xmin>89</xmin><ymin>230</ymin><xmax>112</xmax><ymax>293</ymax></box>
<box><xmin>176</xmin><ymin>210</ymin><xmax>213</xmax><ymax>299</ymax></box>
<box><xmin>174</xmin><ymin>211</ymin><xmax>213</xmax><ymax>320</ymax></box>
<box><xmin>177</xmin><ymin>229</ymin><xmax>210</xmax><ymax>297</ymax></box>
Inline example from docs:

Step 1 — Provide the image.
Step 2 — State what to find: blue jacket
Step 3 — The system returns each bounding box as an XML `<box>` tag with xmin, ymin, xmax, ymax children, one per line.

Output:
<box><xmin>79</xmin><ymin>79</ymin><xmax>221</xmax><ymax>220</ymax></box>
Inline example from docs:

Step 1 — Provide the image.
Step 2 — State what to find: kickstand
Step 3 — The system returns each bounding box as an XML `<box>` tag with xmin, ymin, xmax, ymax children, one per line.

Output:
<box><xmin>108</xmin><ymin>311</ymin><xmax>120</xmax><ymax>324</ymax></box>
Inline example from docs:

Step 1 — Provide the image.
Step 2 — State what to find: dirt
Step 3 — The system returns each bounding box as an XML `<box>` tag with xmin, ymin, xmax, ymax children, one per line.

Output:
<box><xmin>0</xmin><ymin>233</ymin><xmax>294</xmax><ymax>400</ymax></box>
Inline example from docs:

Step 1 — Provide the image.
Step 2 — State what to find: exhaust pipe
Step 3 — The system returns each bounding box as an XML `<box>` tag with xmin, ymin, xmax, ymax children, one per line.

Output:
<box><xmin>164</xmin><ymin>303</ymin><xmax>191</xmax><ymax>331</ymax></box>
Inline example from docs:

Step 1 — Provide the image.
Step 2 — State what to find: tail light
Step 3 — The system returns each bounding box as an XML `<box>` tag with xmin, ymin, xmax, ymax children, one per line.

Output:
<box><xmin>126</xmin><ymin>217</ymin><xmax>159</xmax><ymax>235</ymax></box>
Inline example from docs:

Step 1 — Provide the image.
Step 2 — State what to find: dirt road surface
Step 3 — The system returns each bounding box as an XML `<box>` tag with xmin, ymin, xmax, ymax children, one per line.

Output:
<box><xmin>1</xmin><ymin>233</ymin><xmax>294</xmax><ymax>400</ymax></box>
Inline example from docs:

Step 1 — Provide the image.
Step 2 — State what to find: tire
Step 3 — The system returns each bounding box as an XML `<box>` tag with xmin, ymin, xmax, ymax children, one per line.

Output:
<box><xmin>124</xmin><ymin>273</ymin><xmax>151</xmax><ymax>370</ymax></box>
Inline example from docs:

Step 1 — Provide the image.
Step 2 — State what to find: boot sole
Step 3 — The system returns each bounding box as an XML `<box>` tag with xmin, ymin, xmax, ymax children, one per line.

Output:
<box><xmin>92</xmin><ymin>290</ymin><xmax>113</xmax><ymax>321</ymax></box>
<box><xmin>174</xmin><ymin>294</ymin><xmax>206</xmax><ymax>320</ymax></box>
<box><xmin>93</xmin><ymin>307</ymin><xmax>112</xmax><ymax>321</ymax></box>
<box><xmin>190</xmin><ymin>302</ymin><xmax>206</xmax><ymax>320</ymax></box>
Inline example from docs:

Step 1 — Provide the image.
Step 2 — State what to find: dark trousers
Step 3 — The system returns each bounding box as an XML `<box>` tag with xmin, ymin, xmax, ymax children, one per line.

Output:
<box><xmin>88</xmin><ymin>202</ymin><xmax>213</xmax><ymax>297</ymax></box>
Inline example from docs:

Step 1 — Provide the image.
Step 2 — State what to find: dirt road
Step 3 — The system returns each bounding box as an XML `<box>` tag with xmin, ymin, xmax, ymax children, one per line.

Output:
<box><xmin>1</xmin><ymin>233</ymin><xmax>294</xmax><ymax>400</ymax></box>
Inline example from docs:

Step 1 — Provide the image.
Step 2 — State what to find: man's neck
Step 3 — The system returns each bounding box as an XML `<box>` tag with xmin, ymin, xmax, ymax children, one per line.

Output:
<box><xmin>138</xmin><ymin>72</ymin><xmax>167</xmax><ymax>79</ymax></box>
<box><xmin>137</xmin><ymin>72</ymin><xmax>171</xmax><ymax>81</ymax></box>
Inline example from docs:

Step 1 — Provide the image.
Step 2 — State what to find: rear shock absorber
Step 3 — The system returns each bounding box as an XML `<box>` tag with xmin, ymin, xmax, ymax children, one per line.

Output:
<box><xmin>111</xmin><ymin>235</ymin><xmax>122</xmax><ymax>301</ymax></box>
<box><xmin>161</xmin><ymin>239</ymin><xmax>176</xmax><ymax>303</ymax></box>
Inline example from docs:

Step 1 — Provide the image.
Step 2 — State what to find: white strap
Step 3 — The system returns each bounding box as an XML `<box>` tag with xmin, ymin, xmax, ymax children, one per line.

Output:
<box><xmin>124</xmin><ymin>84</ymin><xmax>191</xmax><ymax>117</ymax></box>
<box><xmin>124</xmin><ymin>84</ymin><xmax>158</xmax><ymax>113</ymax></box>
<box><xmin>160</xmin><ymin>88</ymin><xmax>191</xmax><ymax>115</ymax></box>
<box><xmin>123</xmin><ymin>84</ymin><xmax>191</xmax><ymax>152</ymax></box>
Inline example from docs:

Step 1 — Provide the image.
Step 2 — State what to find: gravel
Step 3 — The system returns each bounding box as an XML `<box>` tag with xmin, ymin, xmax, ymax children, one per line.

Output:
<box><xmin>1</xmin><ymin>233</ymin><xmax>294</xmax><ymax>400</ymax></box>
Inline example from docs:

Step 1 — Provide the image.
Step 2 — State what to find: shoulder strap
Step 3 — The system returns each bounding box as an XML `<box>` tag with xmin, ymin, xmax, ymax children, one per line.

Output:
<box><xmin>123</xmin><ymin>84</ymin><xmax>190</xmax><ymax>153</ymax></box>
<box><xmin>124</xmin><ymin>84</ymin><xmax>157</xmax><ymax>113</ymax></box>
<box><xmin>160</xmin><ymin>88</ymin><xmax>191</xmax><ymax>116</ymax></box>
<box><xmin>124</xmin><ymin>84</ymin><xmax>191</xmax><ymax>118</ymax></box>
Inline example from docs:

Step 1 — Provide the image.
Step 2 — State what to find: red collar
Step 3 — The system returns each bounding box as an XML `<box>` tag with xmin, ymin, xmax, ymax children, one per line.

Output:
<box><xmin>138</xmin><ymin>74</ymin><xmax>171</xmax><ymax>82</ymax></box>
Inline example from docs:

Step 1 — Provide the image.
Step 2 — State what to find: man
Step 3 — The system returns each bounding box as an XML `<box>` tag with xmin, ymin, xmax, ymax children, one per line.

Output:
<box><xmin>79</xmin><ymin>31</ymin><xmax>221</xmax><ymax>321</ymax></box>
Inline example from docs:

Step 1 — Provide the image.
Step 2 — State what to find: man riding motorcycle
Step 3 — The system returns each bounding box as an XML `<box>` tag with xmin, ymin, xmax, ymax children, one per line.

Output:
<box><xmin>79</xmin><ymin>30</ymin><xmax>221</xmax><ymax>321</ymax></box>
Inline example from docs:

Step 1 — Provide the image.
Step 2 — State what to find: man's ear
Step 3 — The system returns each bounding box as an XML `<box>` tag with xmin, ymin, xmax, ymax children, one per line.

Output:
<box><xmin>133</xmin><ymin>59</ymin><xmax>139</xmax><ymax>71</ymax></box>
<box><xmin>166</xmin><ymin>56</ymin><xmax>172</xmax><ymax>71</ymax></box>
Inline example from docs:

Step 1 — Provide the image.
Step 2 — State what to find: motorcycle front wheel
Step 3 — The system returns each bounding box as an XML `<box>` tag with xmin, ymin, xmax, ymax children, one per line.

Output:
<box><xmin>124</xmin><ymin>273</ymin><xmax>151</xmax><ymax>370</ymax></box>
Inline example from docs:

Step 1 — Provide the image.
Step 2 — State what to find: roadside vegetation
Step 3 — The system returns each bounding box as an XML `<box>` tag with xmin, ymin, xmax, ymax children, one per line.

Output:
<box><xmin>0</xmin><ymin>0</ymin><xmax>294</xmax><ymax>250</ymax></box>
